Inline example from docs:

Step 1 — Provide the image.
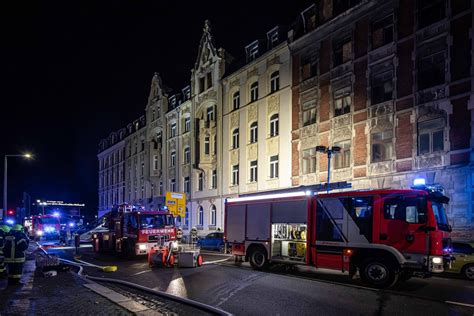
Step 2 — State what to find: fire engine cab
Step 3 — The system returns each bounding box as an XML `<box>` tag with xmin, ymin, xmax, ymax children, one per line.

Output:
<box><xmin>92</xmin><ymin>204</ymin><xmax>177</xmax><ymax>257</ymax></box>
<box><xmin>225</xmin><ymin>183</ymin><xmax>452</xmax><ymax>288</ymax></box>
<box><xmin>25</xmin><ymin>215</ymin><xmax>61</xmax><ymax>240</ymax></box>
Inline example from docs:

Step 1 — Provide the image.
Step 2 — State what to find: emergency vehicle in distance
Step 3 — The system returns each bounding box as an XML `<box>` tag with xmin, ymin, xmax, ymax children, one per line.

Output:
<box><xmin>24</xmin><ymin>215</ymin><xmax>61</xmax><ymax>240</ymax></box>
<box><xmin>92</xmin><ymin>204</ymin><xmax>178</xmax><ymax>258</ymax></box>
<box><xmin>225</xmin><ymin>182</ymin><xmax>453</xmax><ymax>288</ymax></box>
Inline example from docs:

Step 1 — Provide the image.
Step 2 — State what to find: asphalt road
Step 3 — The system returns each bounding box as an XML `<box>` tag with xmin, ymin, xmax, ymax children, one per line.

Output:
<box><xmin>44</xmin><ymin>244</ymin><xmax>474</xmax><ymax>316</ymax></box>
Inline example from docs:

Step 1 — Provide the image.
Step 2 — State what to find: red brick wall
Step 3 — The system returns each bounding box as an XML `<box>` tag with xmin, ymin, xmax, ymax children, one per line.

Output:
<box><xmin>450</xmin><ymin>96</ymin><xmax>471</xmax><ymax>150</ymax></box>
<box><xmin>398</xmin><ymin>0</ymin><xmax>414</xmax><ymax>39</ymax></box>
<box><xmin>319</xmin><ymin>134</ymin><xmax>328</xmax><ymax>171</ymax></box>
<box><xmin>451</xmin><ymin>152</ymin><xmax>470</xmax><ymax>165</ymax></box>
<box><xmin>354</xmin><ymin>18</ymin><xmax>368</xmax><ymax>59</ymax></box>
<box><xmin>292</xmin><ymin>142</ymin><xmax>300</xmax><ymax>181</ymax></box>
<box><xmin>292</xmin><ymin>88</ymin><xmax>300</xmax><ymax>134</ymax></box>
<box><xmin>396</xmin><ymin>98</ymin><xmax>413</xmax><ymax>111</ymax></box>
<box><xmin>396</xmin><ymin>112</ymin><xmax>413</xmax><ymax>159</ymax></box>
<box><xmin>397</xmin><ymin>39</ymin><xmax>414</xmax><ymax>98</ymax></box>
<box><xmin>320</xmin><ymin>39</ymin><xmax>331</xmax><ymax>75</ymax></box>
<box><xmin>354</xmin><ymin>59</ymin><xmax>367</xmax><ymax>111</ymax></box>
<box><xmin>353</xmin><ymin>124</ymin><xmax>367</xmax><ymax>166</ymax></box>
<box><xmin>319</xmin><ymin>77</ymin><xmax>330</xmax><ymax>122</ymax></box>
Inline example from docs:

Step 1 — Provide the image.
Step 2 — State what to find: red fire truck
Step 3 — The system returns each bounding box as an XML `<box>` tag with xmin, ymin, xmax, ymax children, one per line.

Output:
<box><xmin>25</xmin><ymin>215</ymin><xmax>61</xmax><ymax>240</ymax></box>
<box><xmin>92</xmin><ymin>205</ymin><xmax>178</xmax><ymax>258</ymax></box>
<box><xmin>225</xmin><ymin>184</ymin><xmax>453</xmax><ymax>287</ymax></box>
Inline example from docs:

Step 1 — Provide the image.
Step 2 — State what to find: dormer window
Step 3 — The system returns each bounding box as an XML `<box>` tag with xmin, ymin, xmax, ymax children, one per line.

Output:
<box><xmin>246</xmin><ymin>41</ymin><xmax>259</xmax><ymax>62</ymax></box>
<box><xmin>267</xmin><ymin>27</ymin><xmax>280</xmax><ymax>49</ymax></box>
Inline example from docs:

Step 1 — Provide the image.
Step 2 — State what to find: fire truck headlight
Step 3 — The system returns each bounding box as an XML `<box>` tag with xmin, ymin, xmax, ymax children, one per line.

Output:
<box><xmin>36</xmin><ymin>230</ymin><xmax>43</xmax><ymax>236</ymax></box>
<box><xmin>138</xmin><ymin>244</ymin><xmax>147</xmax><ymax>251</ymax></box>
<box><xmin>432</xmin><ymin>256</ymin><xmax>442</xmax><ymax>264</ymax></box>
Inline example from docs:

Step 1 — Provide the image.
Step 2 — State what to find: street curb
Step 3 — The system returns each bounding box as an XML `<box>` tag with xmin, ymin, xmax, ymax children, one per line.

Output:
<box><xmin>83</xmin><ymin>282</ymin><xmax>162</xmax><ymax>315</ymax></box>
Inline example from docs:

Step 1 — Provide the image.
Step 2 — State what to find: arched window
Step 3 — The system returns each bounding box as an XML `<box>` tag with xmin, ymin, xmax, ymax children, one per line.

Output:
<box><xmin>270</xmin><ymin>114</ymin><xmax>279</xmax><ymax>137</ymax></box>
<box><xmin>198</xmin><ymin>206</ymin><xmax>204</xmax><ymax>226</ymax></box>
<box><xmin>250</xmin><ymin>82</ymin><xmax>259</xmax><ymax>102</ymax></box>
<box><xmin>249</xmin><ymin>122</ymin><xmax>258</xmax><ymax>143</ymax></box>
<box><xmin>233</xmin><ymin>91</ymin><xmax>240</xmax><ymax>110</ymax></box>
<box><xmin>232</xmin><ymin>128</ymin><xmax>239</xmax><ymax>149</ymax></box>
<box><xmin>210</xmin><ymin>205</ymin><xmax>216</xmax><ymax>226</ymax></box>
<box><xmin>270</xmin><ymin>71</ymin><xmax>280</xmax><ymax>93</ymax></box>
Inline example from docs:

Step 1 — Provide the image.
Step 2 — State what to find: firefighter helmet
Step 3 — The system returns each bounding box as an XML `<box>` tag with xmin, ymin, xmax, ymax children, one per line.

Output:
<box><xmin>11</xmin><ymin>224</ymin><xmax>23</xmax><ymax>231</ymax></box>
<box><xmin>0</xmin><ymin>224</ymin><xmax>10</xmax><ymax>233</ymax></box>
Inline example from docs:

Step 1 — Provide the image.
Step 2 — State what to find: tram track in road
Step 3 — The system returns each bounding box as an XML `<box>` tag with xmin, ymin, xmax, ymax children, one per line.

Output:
<box><xmin>214</xmin><ymin>260</ymin><xmax>474</xmax><ymax>311</ymax></box>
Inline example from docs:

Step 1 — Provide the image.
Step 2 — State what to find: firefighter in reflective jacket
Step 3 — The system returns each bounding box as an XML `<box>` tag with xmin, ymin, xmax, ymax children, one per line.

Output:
<box><xmin>4</xmin><ymin>224</ymin><xmax>29</xmax><ymax>285</ymax></box>
<box><xmin>0</xmin><ymin>224</ymin><xmax>11</xmax><ymax>277</ymax></box>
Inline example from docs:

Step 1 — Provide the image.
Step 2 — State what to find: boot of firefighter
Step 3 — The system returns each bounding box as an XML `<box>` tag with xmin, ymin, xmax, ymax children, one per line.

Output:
<box><xmin>7</xmin><ymin>262</ymin><xmax>23</xmax><ymax>285</ymax></box>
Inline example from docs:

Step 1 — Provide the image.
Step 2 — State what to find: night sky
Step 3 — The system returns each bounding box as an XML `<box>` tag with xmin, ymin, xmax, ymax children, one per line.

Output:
<box><xmin>1</xmin><ymin>1</ymin><xmax>310</xmax><ymax>216</ymax></box>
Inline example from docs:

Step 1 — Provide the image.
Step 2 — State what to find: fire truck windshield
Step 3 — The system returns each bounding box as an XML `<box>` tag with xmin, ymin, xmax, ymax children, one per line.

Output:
<box><xmin>38</xmin><ymin>217</ymin><xmax>59</xmax><ymax>225</ymax></box>
<box><xmin>431</xmin><ymin>202</ymin><xmax>449</xmax><ymax>231</ymax></box>
<box><xmin>140</xmin><ymin>214</ymin><xmax>174</xmax><ymax>229</ymax></box>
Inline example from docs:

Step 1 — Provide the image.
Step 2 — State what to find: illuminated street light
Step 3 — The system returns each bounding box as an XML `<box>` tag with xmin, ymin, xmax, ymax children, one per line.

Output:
<box><xmin>3</xmin><ymin>153</ymin><xmax>34</xmax><ymax>220</ymax></box>
<box><xmin>316</xmin><ymin>146</ymin><xmax>341</xmax><ymax>193</ymax></box>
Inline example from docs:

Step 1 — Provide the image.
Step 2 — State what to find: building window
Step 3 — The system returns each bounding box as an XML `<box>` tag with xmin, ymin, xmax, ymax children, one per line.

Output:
<box><xmin>198</xmin><ymin>172</ymin><xmax>204</xmax><ymax>191</ymax></box>
<box><xmin>232</xmin><ymin>128</ymin><xmax>239</xmax><ymax>149</ymax></box>
<box><xmin>371</xmin><ymin>67</ymin><xmax>393</xmax><ymax>105</ymax></box>
<box><xmin>249</xmin><ymin>122</ymin><xmax>258</xmax><ymax>143</ymax></box>
<box><xmin>213</xmin><ymin>136</ymin><xmax>217</xmax><ymax>155</ymax></box>
<box><xmin>170</xmin><ymin>151</ymin><xmax>176</xmax><ymax>167</ymax></box>
<box><xmin>417</xmin><ymin>40</ymin><xmax>446</xmax><ymax>90</ymax></box>
<box><xmin>334</xmin><ymin>95</ymin><xmax>351</xmax><ymax>117</ymax></box>
<box><xmin>247</xmin><ymin>42</ymin><xmax>259</xmax><ymax>61</ymax></box>
<box><xmin>270</xmin><ymin>71</ymin><xmax>280</xmax><ymax>93</ymax></box>
<box><xmin>209</xmin><ymin>205</ymin><xmax>216</xmax><ymax>226</ymax></box>
<box><xmin>153</xmin><ymin>155</ymin><xmax>159</xmax><ymax>170</ymax></box>
<box><xmin>211</xmin><ymin>169</ymin><xmax>217</xmax><ymax>189</ymax></box>
<box><xmin>233</xmin><ymin>91</ymin><xmax>240</xmax><ymax>110</ymax></box>
<box><xmin>417</xmin><ymin>0</ymin><xmax>446</xmax><ymax>29</ymax></box>
<box><xmin>170</xmin><ymin>179</ymin><xmax>176</xmax><ymax>192</ymax></box>
<box><xmin>334</xmin><ymin>141</ymin><xmax>351</xmax><ymax>169</ymax></box>
<box><xmin>170</xmin><ymin>123</ymin><xmax>177</xmax><ymax>138</ymax></box>
<box><xmin>333</xmin><ymin>37</ymin><xmax>352</xmax><ymax>67</ymax></box>
<box><xmin>249</xmin><ymin>160</ymin><xmax>258</xmax><ymax>182</ymax></box>
<box><xmin>270</xmin><ymin>155</ymin><xmax>279</xmax><ymax>178</ymax></box>
<box><xmin>184</xmin><ymin>176</ymin><xmax>190</xmax><ymax>193</ymax></box>
<box><xmin>207</xmin><ymin>72</ymin><xmax>213</xmax><ymax>89</ymax></box>
<box><xmin>232</xmin><ymin>165</ymin><xmax>239</xmax><ymax>185</ymax></box>
<box><xmin>204</xmin><ymin>136</ymin><xmax>210</xmax><ymax>155</ymax></box>
<box><xmin>371</xmin><ymin>15</ymin><xmax>393</xmax><ymax>49</ymax></box>
<box><xmin>199</xmin><ymin>77</ymin><xmax>205</xmax><ymax>93</ymax></box>
<box><xmin>184</xmin><ymin>117</ymin><xmax>191</xmax><ymax>132</ymax></box>
<box><xmin>159</xmin><ymin>181</ymin><xmax>163</xmax><ymax>195</ymax></box>
<box><xmin>418</xmin><ymin>117</ymin><xmax>444</xmax><ymax>155</ymax></box>
<box><xmin>269</xmin><ymin>114</ymin><xmax>279</xmax><ymax>137</ymax></box>
<box><xmin>333</xmin><ymin>0</ymin><xmax>361</xmax><ymax>16</ymax></box>
<box><xmin>250</xmin><ymin>82</ymin><xmax>259</xmax><ymax>102</ymax></box>
<box><xmin>302</xmin><ymin>148</ymin><xmax>317</xmax><ymax>174</ymax></box>
<box><xmin>371</xmin><ymin>130</ymin><xmax>393</xmax><ymax>162</ymax></box>
<box><xmin>184</xmin><ymin>147</ymin><xmax>191</xmax><ymax>164</ymax></box>
<box><xmin>207</xmin><ymin>106</ymin><xmax>215</xmax><ymax>122</ymax></box>
<box><xmin>302</xmin><ymin>101</ymin><xmax>317</xmax><ymax>126</ymax></box>
<box><xmin>198</xmin><ymin>206</ymin><xmax>204</xmax><ymax>226</ymax></box>
<box><xmin>301</xmin><ymin>55</ymin><xmax>317</xmax><ymax>81</ymax></box>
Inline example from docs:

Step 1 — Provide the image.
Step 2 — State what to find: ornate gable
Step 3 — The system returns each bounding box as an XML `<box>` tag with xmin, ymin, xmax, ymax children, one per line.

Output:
<box><xmin>146</xmin><ymin>72</ymin><xmax>163</xmax><ymax>109</ymax></box>
<box><xmin>194</xmin><ymin>20</ymin><xmax>218</xmax><ymax>71</ymax></box>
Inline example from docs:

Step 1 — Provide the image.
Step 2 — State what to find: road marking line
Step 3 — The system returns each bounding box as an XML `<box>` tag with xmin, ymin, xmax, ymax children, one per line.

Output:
<box><xmin>445</xmin><ymin>301</ymin><xmax>474</xmax><ymax>308</ymax></box>
<box><xmin>131</xmin><ymin>270</ymin><xmax>152</xmax><ymax>276</ymax></box>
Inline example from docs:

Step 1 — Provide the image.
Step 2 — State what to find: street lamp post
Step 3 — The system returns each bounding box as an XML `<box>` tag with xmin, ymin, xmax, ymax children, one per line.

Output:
<box><xmin>316</xmin><ymin>146</ymin><xmax>341</xmax><ymax>193</ymax></box>
<box><xmin>3</xmin><ymin>153</ymin><xmax>32</xmax><ymax>220</ymax></box>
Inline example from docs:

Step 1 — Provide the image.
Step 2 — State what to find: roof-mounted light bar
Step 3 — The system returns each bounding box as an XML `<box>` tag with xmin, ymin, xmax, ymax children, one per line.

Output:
<box><xmin>226</xmin><ymin>191</ymin><xmax>309</xmax><ymax>203</ymax></box>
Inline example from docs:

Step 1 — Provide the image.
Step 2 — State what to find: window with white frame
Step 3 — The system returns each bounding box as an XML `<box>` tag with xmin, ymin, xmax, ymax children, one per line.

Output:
<box><xmin>153</xmin><ymin>155</ymin><xmax>159</xmax><ymax>170</ymax></box>
<box><xmin>232</xmin><ymin>128</ymin><xmax>239</xmax><ymax>149</ymax></box>
<box><xmin>334</xmin><ymin>141</ymin><xmax>351</xmax><ymax>169</ymax></box>
<box><xmin>170</xmin><ymin>123</ymin><xmax>177</xmax><ymax>137</ymax></box>
<box><xmin>211</xmin><ymin>169</ymin><xmax>217</xmax><ymax>189</ymax></box>
<box><xmin>249</xmin><ymin>160</ymin><xmax>258</xmax><ymax>182</ymax></box>
<box><xmin>233</xmin><ymin>91</ymin><xmax>240</xmax><ymax>110</ymax></box>
<box><xmin>371</xmin><ymin>129</ymin><xmax>393</xmax><ymax>162</ymax></box>
<box><xmin>232</xmin><ymin>165</ymin><xmax>239</xmax><ymax>185</ymax></box>
<box><xmin>170</xmin><ymin>151</ymin><xmax>176</xmax><ymax>167</ymax></box>
<box><xmin>198</xmin><ymin>172</ymin><xmax>204</xmax><ymax>191</ymax></box>
<box><xmin>334</xmin><ymin>88</ymin><xmax>351</xmax><ymax>117</ymax></box>
<box><xmin>270</xmin><ymin>71</ymin><xmax>280</xmax><ymax>93</ymax></box>
<box><xmin>204</xmin><ymin>136</ymin><xmax>210</xmax><ymax>155</ymax></box>
<box><xmin>418</xmin><ymin>117</ymin><xmax>444</xmax><ymax>155</ymax></box>
<box><xmin>249</xmin><ymin>122</ymin><xmax>258</xmax><ymax>143</ymax></box>
<box><xmin>302</xmin><ymin>100</ymin><xmax>317</xmax><ymax>126</ymax></box>
<box><xmin>250</xmin><ymin>82</ymin><xmax>259</xmax><ymax>102</ymax></box>
<box><xmin>213</xmin><ymin>136</ymin><xmax>217</xmax><ymax>155</ymax></box>
<box><xmin>270</xmin><ymin>155</ymin><xmax>279</xmax><ymax>178</ymax></box>
<box><xmin>198</xmin><ymin>206</ymin><xmax>204</xmax><ymax>226</ymax></box>
<box><xmin>209</xmin><ymin>205</ymin><xmax>216</xmax><ymax>226</ymax></box>
<box><xmin>302</xmin><ymin>148</ymin><xmax>317</xmax><ymax>174</ymax></box>
<box><xmin>269</xmin><ymin>114</ymin><xmax>279</xmax><ymax>137</ymax></box>
<box><xmin>170</xmin><ymin>179</ymin><xmax>176</xmax><ymax>192</ymax></box>
<box><xmin>184</xmin><ymin>147</ymin><xmax>191</xmax><ymax>164</ymax></box>
<box><xmin>184</xmin><ymin>176</ymin><xmax>190</xmax><ymax>193</ymax></box>
<box><xmin>184</xmin><ymin>117</ymin><xmax>191</xmax><ymax>132</ymax></box>
<box><xmin>207</xmin><ymin>106</ymin><xmax>215</xmax><ymax>122</ymax></box>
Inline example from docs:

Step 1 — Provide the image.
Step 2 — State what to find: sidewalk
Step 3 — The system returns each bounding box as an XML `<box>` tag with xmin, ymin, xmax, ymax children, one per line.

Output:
<box><xmin>0</xmin><ymin>246</ymin><xmax>132</xmax><ymax>315</ymax></box>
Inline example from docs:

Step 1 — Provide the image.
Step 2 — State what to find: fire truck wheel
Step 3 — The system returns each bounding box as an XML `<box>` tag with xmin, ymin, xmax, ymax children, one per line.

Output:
<box><xmin>249</xmin><ymin>247</ymin><xmax>268</xmax><ymax>270</ymax></box>
<box><xmin>360</xmin><ymin>258</ymin><xmax>398</xmax><ymax>288</ymax></box>
<box><xmin>462</xmin><ymin>264</ymin><xmax>474</xmax><ymax>280</ymax></box>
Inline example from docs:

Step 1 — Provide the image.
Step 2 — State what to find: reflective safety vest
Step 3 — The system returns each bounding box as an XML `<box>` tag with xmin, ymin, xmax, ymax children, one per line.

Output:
<box><xmin>3</xmin><ymin>231</ymin><xmax>29</xmax><ymax>263</ymax></box>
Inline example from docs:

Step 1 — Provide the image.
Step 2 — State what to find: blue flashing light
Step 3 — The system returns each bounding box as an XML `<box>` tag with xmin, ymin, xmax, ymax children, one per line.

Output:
<box><xmin>53</xmin><ymin>211</ymin><xmax>60</xmax><ymax>217</ymax></box>
<box><xmin>6</xmin><ymin>219</ymin><xmax>14</xmax><ymax>225</ymax></box>
<box><xmin>413</xmin><ymin>178</ymin><xmax>426</xmax><ymax>186</ymax></box>
<box><xmin>305</xmin><ymin>190</ymin><xmax>312</xmax><ymax>196</ymax></box>
<box><xmin>68</xmin><ymin>222</ymin><xmax>75</xmax><ymax>228</ymax></box>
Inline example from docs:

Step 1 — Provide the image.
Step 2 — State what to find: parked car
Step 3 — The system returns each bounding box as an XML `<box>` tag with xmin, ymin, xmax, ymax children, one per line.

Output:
<box><xmin>447</xmin><ymin>241</ymin><xmax>474</xmax><ymax>280</ymax></box>
<box><xmin>197</xmin><ymin>232</ymin><xmax>229</xmax><ymax>252</ymax></box>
